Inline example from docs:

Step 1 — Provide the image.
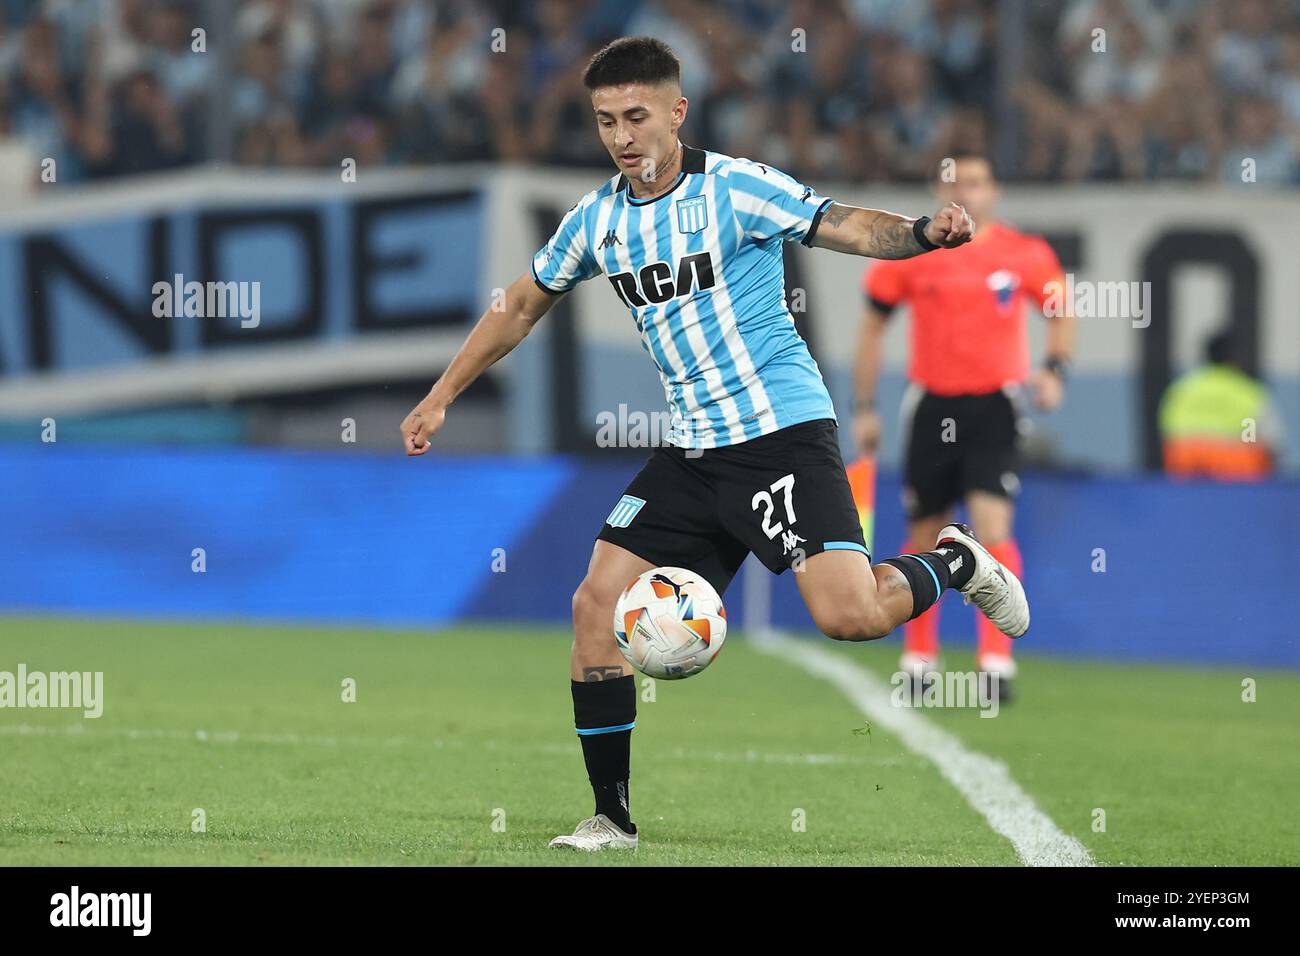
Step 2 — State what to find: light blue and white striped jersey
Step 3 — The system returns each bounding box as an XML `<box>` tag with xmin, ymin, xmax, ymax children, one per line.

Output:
<box><xmin>531</xmin><ymin>145</ymin><xmax>838</xmax><ymax>449</ymax></box>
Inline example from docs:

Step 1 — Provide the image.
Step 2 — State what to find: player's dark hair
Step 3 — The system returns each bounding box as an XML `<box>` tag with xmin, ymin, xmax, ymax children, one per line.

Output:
<box><xmin>583</xmin><ymin>36</ymin><xmax>681</xmax><ymax>90</ymax></box>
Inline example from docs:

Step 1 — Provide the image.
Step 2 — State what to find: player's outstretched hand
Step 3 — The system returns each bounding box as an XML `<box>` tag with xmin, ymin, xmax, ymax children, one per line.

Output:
<box><xmin>924</xmin><ymin>202</ymin><xmax>975</xmax><ymax>249</ymax></box>
<box><xmin>400</xmin><ymin>399</ymin><xmax>446</xmax><ymax>456</ymax></box>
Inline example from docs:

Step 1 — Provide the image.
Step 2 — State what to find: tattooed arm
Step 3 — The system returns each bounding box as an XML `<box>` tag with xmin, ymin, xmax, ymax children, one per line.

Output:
<box><xmin>809</xmin><ymin>201</ymin><xmax>974</xmax><ymax>259</ymax></box>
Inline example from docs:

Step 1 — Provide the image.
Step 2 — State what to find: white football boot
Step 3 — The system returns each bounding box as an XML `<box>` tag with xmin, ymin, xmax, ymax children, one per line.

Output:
<box><xmin>936</xmin><ymin>523</ymin><xmax>1030</xmax><ymax>638</ymax></box>
<box><xmin>548</xmin><ymin>814</ymin><xmax>638</xmax><ymax>852</ymax></box>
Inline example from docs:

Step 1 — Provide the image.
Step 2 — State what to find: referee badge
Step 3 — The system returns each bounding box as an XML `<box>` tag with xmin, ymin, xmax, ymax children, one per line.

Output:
<box><xmin>676</xmin><ymin>196</ymin><xmax>708</xmax><ymax>234</ymax></box>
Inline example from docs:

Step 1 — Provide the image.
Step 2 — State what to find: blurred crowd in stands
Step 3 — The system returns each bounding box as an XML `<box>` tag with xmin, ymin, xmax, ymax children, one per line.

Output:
<box><xmin>3</xmin><ymin>0</ymin><xmax>1300</xmax><ymax>192</ymax></box>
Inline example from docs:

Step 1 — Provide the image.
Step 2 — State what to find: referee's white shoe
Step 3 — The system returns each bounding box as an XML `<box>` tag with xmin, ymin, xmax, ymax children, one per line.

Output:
<box><xmin>937</xmin><ymin>523</ymin><xmax>1030</xmax><ymax>638</ymax></box>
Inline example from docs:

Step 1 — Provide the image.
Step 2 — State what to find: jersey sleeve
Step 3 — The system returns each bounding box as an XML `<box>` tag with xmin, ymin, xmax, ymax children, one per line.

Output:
<box><xmin>725</xmin><ymin>160</ymin><xmax>834</xmax><ymax>246</ymax></box>
<box><xmin>863</xmin><ymin>259</ymin><xmax>909</xmax><ymax>310</ymax></box>
<box><xmin>531</xmin><ymin>200</ymin><xmax>600</xmax><ymax>294</ymax></box>
<box><xmin>1024</xmin><ymin>236</ymin><xmax>1066</xmax><ymax>311</ymax></box>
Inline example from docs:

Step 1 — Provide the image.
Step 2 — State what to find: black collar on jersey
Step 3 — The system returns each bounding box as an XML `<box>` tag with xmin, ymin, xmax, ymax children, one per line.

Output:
<box><xmin>616</xmin><ymin>144</ymin><xmax>706</xmax><ymax>205</ymax></box>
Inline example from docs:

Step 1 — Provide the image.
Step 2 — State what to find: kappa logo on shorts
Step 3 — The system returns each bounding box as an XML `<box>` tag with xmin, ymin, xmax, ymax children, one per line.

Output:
<box><xmin>606</xmin><ymin>494</ymin><xmax>647</xmax><ymax>528</ymax></box>
<box><xmin>781</xmin><ymin>529</ymin><xmax>806</xmax><ymax>555</ymax></box>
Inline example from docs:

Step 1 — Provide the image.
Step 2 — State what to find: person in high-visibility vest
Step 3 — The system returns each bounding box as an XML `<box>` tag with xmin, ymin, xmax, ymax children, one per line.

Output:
<box><xmin>1159</xmin><ymin>331</ymin><xmax>1280</xmax><ymax>481</ymax></box>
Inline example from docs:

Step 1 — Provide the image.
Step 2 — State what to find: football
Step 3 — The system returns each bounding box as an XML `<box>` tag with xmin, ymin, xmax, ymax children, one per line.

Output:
<box><xmin>613</xmin><ymin>567</ymin><xmax>727</xmax><ymax>680</ymax></box>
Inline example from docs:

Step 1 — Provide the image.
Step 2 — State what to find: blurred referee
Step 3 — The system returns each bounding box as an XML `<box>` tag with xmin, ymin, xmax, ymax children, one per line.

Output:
<box><xmin>853</xmin><ymin>154</ymin><xmax>1075</xmax><ymax>698</ymax></box>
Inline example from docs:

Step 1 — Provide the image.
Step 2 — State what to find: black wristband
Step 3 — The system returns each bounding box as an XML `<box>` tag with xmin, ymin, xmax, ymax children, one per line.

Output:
<box><xmin>912</xmin><ymin>216</ymin><xmax>940</xmax><ymax>252</ymax></box>
<box><xmin>853</xmin><ymin>397</ymin><xmax>876</xmax><ymax>412</ymax></box>
<box><xmin>1044</xmin><ymin>356</ymin><xmax>1070</xmax><ymax>382</ymax></box>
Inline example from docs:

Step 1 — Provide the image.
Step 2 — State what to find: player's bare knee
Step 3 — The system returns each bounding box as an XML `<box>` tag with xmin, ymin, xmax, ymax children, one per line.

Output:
<box><xmin>818</xmin><ymin>616</ymin><xmax>857</xmax><ymax>641</ymax></box>
<box><xmin>571</xmin><ymin>579</ymin><xmax>604</xmax><ymax>631</ymax></box>
<box><xmin>572</xmin><ymin>577</ymin><xmax>619</xmax><ymax>642</ymax></box>
<box><xmin>860</xmin><ymin>603</ymin><xmax>895</xmax><ymax>640</ymax></box>
<box><xmin>813</xmin><ymin>601</ymin><xmax>888</xmax><ymax>642</ymax></box>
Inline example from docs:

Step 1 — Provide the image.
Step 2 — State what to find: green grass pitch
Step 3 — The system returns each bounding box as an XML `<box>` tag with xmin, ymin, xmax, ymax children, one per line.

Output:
<box><xmin>2</xmin><ymin>616</ymin><xmax>1297</xmax><ymax>866</ymax></box>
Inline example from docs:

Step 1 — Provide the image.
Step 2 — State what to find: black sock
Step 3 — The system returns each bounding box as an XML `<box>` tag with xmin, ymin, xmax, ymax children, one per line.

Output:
<box><xmin>881</xmin><ymin>542</ymin><xmax>975</xmax><ymax>620</ymax></box>
<box><xmin>570</xmin><ymin>676</ymin><xmax>636</xmax><ymax>833</ymax></box>
<box><xmin>935</xmin><ymin>541</ymin><xmax>976</xmax><ymax>590</ymax></box>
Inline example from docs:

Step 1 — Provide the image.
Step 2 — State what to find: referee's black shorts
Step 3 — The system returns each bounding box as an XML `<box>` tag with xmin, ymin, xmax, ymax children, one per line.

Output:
<box><xmin>900</xmin><ymin>385</ymin><xmax>1025</xmax><ymax>521</ymax></box>
<box><xmin>596</xmin><ymin>419</ymin><xmax>869</xmax><ymax>597</ymax></box>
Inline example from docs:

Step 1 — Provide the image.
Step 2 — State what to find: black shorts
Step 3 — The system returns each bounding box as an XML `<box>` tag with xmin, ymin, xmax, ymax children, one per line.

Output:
<box><xmin>901</xmin><ymin>386</ymin><xmax>1023</xmax><ymax>520</ymax></box>
<box><xmin>597</xmin><ymin>419</ymin><xmax>868</xmax><ymax>596</ymax></box>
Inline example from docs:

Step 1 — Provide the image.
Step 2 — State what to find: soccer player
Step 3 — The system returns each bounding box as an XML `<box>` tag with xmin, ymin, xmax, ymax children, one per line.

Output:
<box><xmin>400</xmin><ymin>38</ymin><xmax>1028</xmax><ymax>852</ymax></box>
<box><xmin>854</xmin><ymin>153</ymin><xmax>1074</xmax><ymax>699</ymax></box>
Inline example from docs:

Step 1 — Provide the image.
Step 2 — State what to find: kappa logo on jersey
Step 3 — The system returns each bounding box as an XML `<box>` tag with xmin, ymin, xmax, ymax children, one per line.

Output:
<box><xmin>598</xmin><ymin>230</ymin><xmax>622</xmax><ymax>250</ymax></box>
<box><xmin>606</xmin><ymin>494</ymin><xmax>646</xmax><ymax>528</ymax></box>
<box><xmin>607</xmin><ymin>252</ymin><xmax>715</xmax><ymax>308</ymax></box>
<box><xmin>676</xmin><ymin>196</ymin><xmax>709</xmax><ymax>234</ymax></box>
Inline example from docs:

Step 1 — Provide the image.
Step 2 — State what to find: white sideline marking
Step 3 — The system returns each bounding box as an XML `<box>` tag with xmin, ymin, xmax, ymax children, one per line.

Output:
<box><xmin>0</xmin><ymin>722</ymin><xmax>890</xmax><ymax>768</ymax></box>
<box><xmin>751</xmin><ymin>629</ymin><xmax>1095</xmax><ymax>867</ymax></box>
